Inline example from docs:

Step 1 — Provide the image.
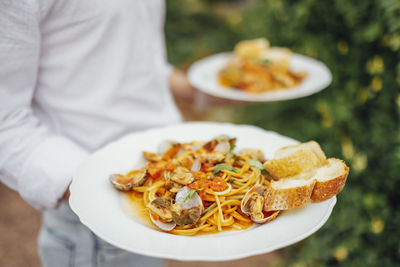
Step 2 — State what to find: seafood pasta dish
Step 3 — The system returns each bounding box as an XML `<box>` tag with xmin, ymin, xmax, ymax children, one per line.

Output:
<box><xmin>109</xmin><ymin>136</ymin><xmax>279</xmax><ymax>236</ymax></box>
<box><xmin>109</xmin><ymin>136</ymin><xmax>349</xmax><ymax>236</ymax></box>
<box><xmin>218</xmin><ymin>38</ymin><xmax>307</xmax><ymax>93</ymax></box>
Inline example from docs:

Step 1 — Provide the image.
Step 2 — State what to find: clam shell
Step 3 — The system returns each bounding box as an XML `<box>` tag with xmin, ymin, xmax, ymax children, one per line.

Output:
<box><xmin>175</xmin><ymin>186</ymin><xmax>203</xmax><ymax>212</ymax></box>
<box><xmin>252</xmin><ymin>210</ymin><xmax>280</xmax><ymax>224</ymax></box>
<box><xmin>109</xmin><ymin>174</ymin><xmax>132</xmax><ymax>191</ymax></box>
<box><xmin>147</xmin><ymin>202</ymin><xmax>172</xmax><ymax>220</ymax></box>
<box><xmin>214</xmin><ymin>140</ymin><xmax>230</xmax><ymax>153</ymax></box>
<box><xmin>241</xmin><ymin>184</ymin><xmax>279</xmax><ymax>224</ymax></box>
<box><xmin>158</xmin><ymin>140</ymin><xmax>176</xmax><ymax>154</ymax></box>
<box><xmin>149</xmin><ymin>211</ymin><xmax>176</xmax><ymax>231</ymax></box>
<box><xmin>128</xmin><ymin>168</ymin><xmax>148</xmax><ymax>187</ymax></box>
<box><xmin>190</xmin><ymin>157</ymin><xmax>201</xmax><ymax>172</ymax></box>
<box><xmin>241</xmin><ymin>184</ymin><xmax>265</xmax><ymax>214</ymax></box>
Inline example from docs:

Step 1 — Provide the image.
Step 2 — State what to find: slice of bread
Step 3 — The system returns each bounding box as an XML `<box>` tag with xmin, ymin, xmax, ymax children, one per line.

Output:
<box><xmin>261</xmin><ymin>47</ymin><xmax>292</xmax><ymax>70</ymax></box>
<box><xmin>310</xmin><ymin>158</ymin><xmax>349</xmax><ymax>202</ymax></box>
<box><xmin>262</xmin><ymin>142</ymin><xmax>349</xmax><ymax>211</ymax></box>
<box><xmin>234</xmin><ymin>38</ymin><xmax>270</xmax><ymax>60</ymax></box>
<box><xmin>263</xmin><ymin>141</ymin><xmax>327</xmax><ymax>179</ymax></box>
<box><xmin>263</xmin><ymin>177</ymin><xmax>316</xmax><ymax>211</ymax></box>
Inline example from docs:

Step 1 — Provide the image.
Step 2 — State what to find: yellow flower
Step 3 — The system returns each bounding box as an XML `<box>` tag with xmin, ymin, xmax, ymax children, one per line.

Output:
<box><xmin>337</xmin><ymin>41</ymin><xmax>349</xmax><ymax>55</ymax></box>
<box><xmin>371</xmin><ymin>76</ymin><xmax>382</xmax><ymax>92</ymax></box>
<box><xmin>291</xmin><ymin>262</ymin><xmax>307</xmax><ymax>267</ymax></box>
<box><xmin>227</xmin><ymin>13</ymin><xmax>242</xmax><ymax>26</ymax></box>
<box><xmin>316</xmin><ymin>101</ymin><xmax>333</xmax><ymax>128</ymax></box>
<box><xmin>352</xmin><ymin>153</ymin><xmax>368</xmax><ymax>172</ymax></box>
<box><xmin>341</xmin><ymin>136</ymin><xmax>354</xmax><ymax>159</ymax></box>
<box><xmin>370</xmin><ymin>219</ymin><xmax>385</xmax><ymax>234</ymax></box>
<box><xmin>366</xmin><ymin>56</ymin><xmax>384</xmax><ymax>74</ymax></box>
<box><xmin>389</xmin><ymin>34</ymin><xmax>400</xmax><ymax>50</ymax></box>
<box><xmin>357</xmin><ymin>88</ymin><xmax>368</xmax><ymax>104</ymax></box>
<box><xmin>396</xmin><ymin>94</ymin><xmax>400</xmax><ymax>107</ymax></box>
<box><xmin>334</xmin><ymin>246</ymin><xmax>348</xmax><ymax>261</ymax></box>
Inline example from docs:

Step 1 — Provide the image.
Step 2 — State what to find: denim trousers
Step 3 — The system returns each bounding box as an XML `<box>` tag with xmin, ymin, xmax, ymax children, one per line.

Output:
<box><xmin>38</xmin><ymin>202</ymin><xmax>164</xmax><ymax>267</ymax></box>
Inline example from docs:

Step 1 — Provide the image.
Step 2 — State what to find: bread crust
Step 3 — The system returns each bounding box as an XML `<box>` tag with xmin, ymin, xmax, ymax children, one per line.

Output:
<box><xmin>264</xmin><ymin>141</ymin><xmax>327</xmax><ymax>179</ymax></box>
<box><xmin>263</xmin><ymin>181</ymin><xmax>315</xmax><ymax>211</ymax></box>
<box><xmin>311</xmin><ymin>162</ymin><xmax>349</xmax><ymax>202</ymax></box>
<box><xmin>262</xmin><ymin>145</ymin><xmax>349</xmax><ymax>211</ymax></box>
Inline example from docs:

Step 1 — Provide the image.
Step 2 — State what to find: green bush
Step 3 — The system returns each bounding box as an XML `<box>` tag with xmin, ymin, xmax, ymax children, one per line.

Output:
<box><xmin>166</xmin><ymin>0</ymin><xmax>400</xmax><ymax>266</ymax></box>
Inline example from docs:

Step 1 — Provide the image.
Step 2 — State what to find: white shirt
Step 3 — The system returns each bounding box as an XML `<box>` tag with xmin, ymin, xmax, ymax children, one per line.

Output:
<box><xmin>0</xmin><ymin>0</ymin><xmax>182</xmax><ymax>210</ymax></box>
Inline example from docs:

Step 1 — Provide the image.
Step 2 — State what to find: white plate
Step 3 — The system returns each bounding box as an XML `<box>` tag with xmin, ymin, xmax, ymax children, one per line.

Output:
<box><xmin>69</xmin><ymin>122</ymin><xmax>336</xmax><ymax>261</ymax></box>
<box><xmin>187</xmin><ymin>52</ymin><xmax>332</xmax><ymax>102</ymax></box>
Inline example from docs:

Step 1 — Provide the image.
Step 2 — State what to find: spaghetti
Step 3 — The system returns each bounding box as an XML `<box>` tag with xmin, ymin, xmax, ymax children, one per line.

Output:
<box><xmin>109</xmin><ymin>136</ymin><xmax>279</xmax><ymax>236</ymax></box>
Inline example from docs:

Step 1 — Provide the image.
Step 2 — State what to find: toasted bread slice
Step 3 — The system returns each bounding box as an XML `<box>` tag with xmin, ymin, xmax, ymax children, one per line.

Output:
<box><xmin>234</xmin><ymin>38</ymin><xmax>270</xmax><ymax>60</ymax></box>
<box><xmin>263</xmin><ymin>177</ymin><xmax>316</xmax><ymax>211</ymax></box>
<box><xmin>263</xmin><ymin>156</ymin><xmax>349</xmax><ymax>211</ymax></box>
<box><xmin>263</xmin><ymin>141</ymin><xmax>327</xmax><ymax>179</ymax></box>
<box><xmin>310</xmin><ymin>158</ymin><xmax>349</xmax><ymax>202</ymax></box>
<box><xmin>262</xmin><ymin>47</ymin><xmax>292</xmax><ymax>70</ymax></box>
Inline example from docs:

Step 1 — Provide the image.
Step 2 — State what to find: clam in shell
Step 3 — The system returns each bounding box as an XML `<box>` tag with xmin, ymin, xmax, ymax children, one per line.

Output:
<box><xmin>149</xmin><ymin>186</ymin><xmax>204</xmax><ymax>231</ymax></box>
<box><xmin>148</xmin><ymin>197</ymin><xmax>176</xmax><ymax>231</ymax></box>
<box><xmin>172</xmin><ymin>186</ymin><xmax>203</xmax><ymax>226</ymax></box>
<box><xmin>109</xmin><ymin>168</ymin><xmax>148</xmax><ymax>191</ymax></box>
<box><xmin>241</xmin><ymin>185</ymin><xmax>279</xmax><ymax>224</ymax></box>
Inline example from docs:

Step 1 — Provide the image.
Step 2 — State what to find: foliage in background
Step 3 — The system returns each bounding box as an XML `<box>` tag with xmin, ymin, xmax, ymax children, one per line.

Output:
<box><xmin>166</xmin><ymin>0</ymin><xmax>400</xmax><ymax>266</ymax></box>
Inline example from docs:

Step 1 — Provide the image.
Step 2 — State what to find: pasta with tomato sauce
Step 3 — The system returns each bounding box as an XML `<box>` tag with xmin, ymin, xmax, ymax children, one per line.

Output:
<box><xmin>109</xmin><ymin>136</ymin><xmax>279</xmax><ymax>236</ymax></box>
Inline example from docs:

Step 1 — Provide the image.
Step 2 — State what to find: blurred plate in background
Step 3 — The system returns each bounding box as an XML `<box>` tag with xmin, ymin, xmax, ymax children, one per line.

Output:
<box><xmin>188</xmin><ymin>53</ymin><xmax>332</xmax><ymax>102</ymax></box>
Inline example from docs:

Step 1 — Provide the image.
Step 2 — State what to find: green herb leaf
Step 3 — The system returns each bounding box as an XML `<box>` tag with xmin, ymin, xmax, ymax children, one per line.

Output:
<box><xmin>232</xmin><ymin>152</ymin><xmax>242</xmax><ymax>158</ymax></box>
<box><xmin>183</xmin><ymin>189</ymin><xmax>196</xmax><ymax>202</ymax></box>
<box><xmin>258</xmin><ymin>59</ymin><xmax>270</xmax><ymax>65</ymax></box>
<box><xmin>249</xmin><ymin>159</ymin><xmax>263</xmax><ymax>169</ymax></box>
<box><xmin>182</xmin><ymin>189</ymin><xmax>202</xmax><ymax>202</ymax></box>
<box><xmin>212</xmin><ymin>164</ymin><xmax>238</xmax><ymax>175</ymax></box>
<box><xmin>249</xmin><ymin>159</ymin><xmax>269</xmax><ymax>175</ymax></box>
<box><xmin>230</xmin><ymin>143</ymin><xmax>236</xmax><ymax>151</ymax></box>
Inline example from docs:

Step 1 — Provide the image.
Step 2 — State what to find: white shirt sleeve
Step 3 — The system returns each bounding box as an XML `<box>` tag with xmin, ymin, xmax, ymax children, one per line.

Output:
<box><xmin>0</xmin><ymin>1</ymin><xmax>89</xmax><ymax>210</ymax></box>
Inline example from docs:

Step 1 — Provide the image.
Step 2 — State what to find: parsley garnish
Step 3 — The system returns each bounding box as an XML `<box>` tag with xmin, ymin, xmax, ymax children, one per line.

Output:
<box><xmin>183</xmin><ymin>189</ymin><xmax>202</xmax><ymax>202</ymax></box>
<box><xmin>249</xmin><ymin>159</ymin><xmax>269</xmax><ymax>175</ymax></box>
<box><xmin>258</xmin><ymin>59</ymin><xmax>270</xmax><ymax>65</ymax></box>
<box><xmin>212</xmin><ymin>164</ymin><xmax>238</xmax><ymax>175</ymax></box>
<box><xmin>230</xmin><ymin>143</ymin><xmax>236</xmax><ymax>151</ymax></box>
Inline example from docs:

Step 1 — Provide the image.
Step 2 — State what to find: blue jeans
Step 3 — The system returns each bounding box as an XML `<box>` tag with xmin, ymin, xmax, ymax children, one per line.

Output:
<box><xmin>38</xmin><ymin>202</ymin><xmax>164</xmax><ymax>267</ymax></box>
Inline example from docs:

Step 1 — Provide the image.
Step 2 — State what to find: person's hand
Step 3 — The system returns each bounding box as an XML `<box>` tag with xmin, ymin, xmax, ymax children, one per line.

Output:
<box><xmin>169</xmin><ymin>68</ymin><xmax>196</xmax><ymax>101</ymax></box>
<box><xmin>63</xmin><ymin>188</ymin><xmax>70</xmax><ymax>200</ymax></box>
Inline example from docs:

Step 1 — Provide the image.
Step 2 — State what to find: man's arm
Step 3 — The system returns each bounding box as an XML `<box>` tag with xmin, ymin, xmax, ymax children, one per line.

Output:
<box><xmin>0</xmin><ymin>1</ymin><xmax>88</xmax><ymax>210</ymax></box>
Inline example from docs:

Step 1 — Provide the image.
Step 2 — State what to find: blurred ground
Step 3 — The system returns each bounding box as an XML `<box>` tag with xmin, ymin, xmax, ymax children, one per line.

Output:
<box><xmin>0</xmin><ymin>183</ymin><xmax>279</xmax><ymax>267</ymax></box>
<box><xmin>0</xmin><ymin>183</ymin><xmax>41</xmax><ymax>267</ymax></box>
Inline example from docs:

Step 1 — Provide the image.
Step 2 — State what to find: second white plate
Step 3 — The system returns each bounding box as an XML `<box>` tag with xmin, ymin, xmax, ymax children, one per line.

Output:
<box><xmin>188</xmin><ymin>52</ymin><xmax>332</xmax><ymax>102</ymax></box>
